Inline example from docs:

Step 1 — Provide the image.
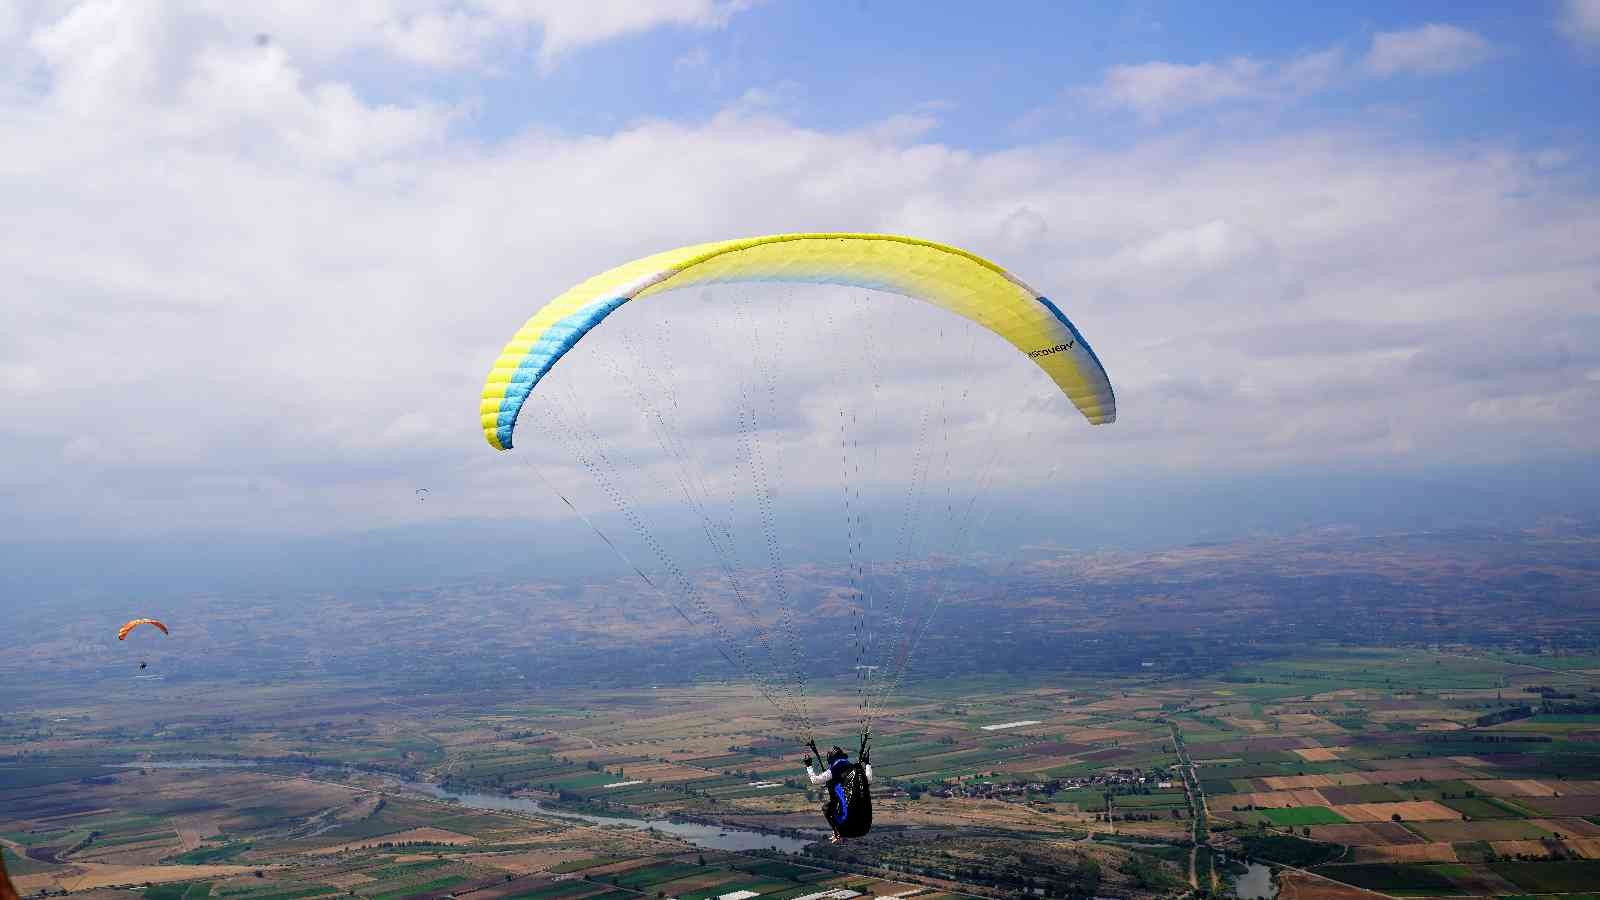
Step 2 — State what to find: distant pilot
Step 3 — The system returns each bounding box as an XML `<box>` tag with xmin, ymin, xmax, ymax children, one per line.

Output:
<box><xmin>803</xmin><ymin>743</ymin><xmax>873</xmax><ymax>842</ymax></box>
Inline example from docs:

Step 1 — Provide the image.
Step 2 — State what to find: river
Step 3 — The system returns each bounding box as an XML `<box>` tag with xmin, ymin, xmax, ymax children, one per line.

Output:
<box><xmin>400</xmin><ymin>782</ymin><xmax>818</xmax><ymax>853</ymax></box>
<box><xmin>115</xmin><ymin>759</ymin><xmax>819</xmax><ymax>853</ymax></box>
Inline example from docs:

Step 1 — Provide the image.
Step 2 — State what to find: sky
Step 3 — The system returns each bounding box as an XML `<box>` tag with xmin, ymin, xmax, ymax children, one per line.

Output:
<box><xmin>2</xmin><ymin>1</ymin><xmax>1598</xmax><ymax>579</ymax></box>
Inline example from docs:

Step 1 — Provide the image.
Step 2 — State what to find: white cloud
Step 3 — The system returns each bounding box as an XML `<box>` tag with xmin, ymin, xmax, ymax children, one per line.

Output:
<box><xmin>1077</xmin><ymin>47</ymin><xmax>1346</xmax><ymax>120</ymax></box>
<box><xmin>10</xmin><ymin>2</ymin><xmax>451</xmax><ymax>163</ymax></box>
<box><xmin>6</xmin><ymin>1</ymin><xmax>760</xmax><ymax>81</ymax></box>
<box><xmin>1113</xmin><ymin>219</ymin><xmax>1272</xmax><ymax>273</ymax></box>
<box><xmin>482</xmin><ymin>0</ymin><xmax>756</xmax><ymax>72</ymax></box>
<box><xmin>179</xmin><ymin>44</ymin><xmax>452</xmax><ymax>162</ymax></box>
<box><xmin>1074</xmin><ymin>22</ymin><xmax>1496</xmax><ymax>121</ymax></box>
<box><xmin>1</xmin><ymin>3</ymin><xmax>1596</xmax><ymax>541</ymax></box>
<box><xmin>1364</xmin><ymin>23</ymin><xmax>1495</xmax><ymax>76</ymax></box>
<box><xmin>27</xmin><ymin>0</ymin><xmax>177</xmax><ymax>116</ymax></box>
<box><xmin>997</xmin><ymin>207</ymin><xmax>1048</xmax><ymax>252</ymax></box>
<box><xmin>1084</xmin><ymin>57</ymin><xmax>1267</xmax><ymax>119</ymax></box>
<box><xmin>1558</xmin><ymin>0</ymin><xmax>1600</xmax><ymax>48</ymax></box>
<box><xmin>376</xmin><ymin>9</ymin><xmax>501</xmax><ymax>68</ymax></box>
<box><xmin>1278</xmin><ymin>47</ymin><xmax>1344</xmax><ymax>93</ymax></box>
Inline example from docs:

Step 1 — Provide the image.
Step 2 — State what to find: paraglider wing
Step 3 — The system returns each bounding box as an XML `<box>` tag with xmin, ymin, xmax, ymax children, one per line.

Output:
<box><xmin>480</xmin><ymin>233</ymin><xmax>1115</xmax><ymax>451</ymax></box>
<box><xmin>117</xmin><ymin>618</ymin><xmax>169</xmax><ymax>641</ymax></box>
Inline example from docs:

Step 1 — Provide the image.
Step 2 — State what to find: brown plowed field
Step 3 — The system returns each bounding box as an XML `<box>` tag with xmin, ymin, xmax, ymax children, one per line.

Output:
<box><xmin>1468</xmin><ymin>778</ymin><xmax>1560</xmax><ymax>797</ymax></box>
<box><xmin>1333</xmin><ymin>800</ymin><xmax>1460</xmax><ymax>822</ymax></box>
<box><xmin>1521</xmin><ymin>795</ymin><xmax>1600</xmax><ymax>816</ymax></box>
<box><xmin>1260</xmin><ymin>773</ymin><xmax>1373</xmax><ymax>789</ymax></box>
<box><xmin>1308</xmin><ymin>823</ymin><xmax>1422</xmax><ymax>844</ymax></box>
<box><xmin>1348</xmin><ymin>841</ymin><xmax>1457</xmax><ymax>862</ymax></box>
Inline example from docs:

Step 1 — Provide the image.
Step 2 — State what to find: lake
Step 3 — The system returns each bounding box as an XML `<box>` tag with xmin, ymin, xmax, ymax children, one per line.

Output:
<box><xmin>1232</xmin><ymin>861</ymin><xmax>1277</xmax><ymax>900</ymax></box>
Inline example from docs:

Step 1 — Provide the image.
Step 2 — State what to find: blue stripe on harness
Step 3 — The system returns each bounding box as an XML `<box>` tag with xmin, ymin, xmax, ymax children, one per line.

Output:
<box><xmin>833</xmin><ymin>782</ymin><xmax>849</xmax><ymax>822</ymax></box>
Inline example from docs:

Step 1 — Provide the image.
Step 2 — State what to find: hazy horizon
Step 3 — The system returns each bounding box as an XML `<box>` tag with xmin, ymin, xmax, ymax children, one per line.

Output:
<box><xmin>5</xmin><ymin>456</ymin><xmax>1596</xmax><ymax>601</ymax></box>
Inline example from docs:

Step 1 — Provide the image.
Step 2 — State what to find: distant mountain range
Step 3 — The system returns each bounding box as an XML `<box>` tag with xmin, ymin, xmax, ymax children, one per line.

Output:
<box><xmin>6</xmin><ymin>518</ymin><xmax>1596</xmax><ymax>706</ymax></box>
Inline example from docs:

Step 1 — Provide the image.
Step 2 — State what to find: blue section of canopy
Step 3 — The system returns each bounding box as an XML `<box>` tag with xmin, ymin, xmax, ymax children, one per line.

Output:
<box><xmin>1038</xmin><ymin>296</ymin><xmax>1116</xmax><ymax>413</ymax></box>
<box><xmin>495</xmin><ymin>296</ymin><xmax>628</xmax><ymax>450</ymax></box>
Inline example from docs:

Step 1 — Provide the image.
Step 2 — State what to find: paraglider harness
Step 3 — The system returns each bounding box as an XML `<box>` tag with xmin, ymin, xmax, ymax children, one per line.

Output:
<box><xmin>808</xmin><ymin>732</ymin><xmax>873</xmax><ymax>839</ymax></box>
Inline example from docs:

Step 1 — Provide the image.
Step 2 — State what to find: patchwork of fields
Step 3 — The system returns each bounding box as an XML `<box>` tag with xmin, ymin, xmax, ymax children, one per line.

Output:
<box><xmin>7</xmin><ymin>646</ymin><xmax>1600</xmax><ymax>897</ymax></box>
<box><xmin>1192</xmin><ymin>652</ymin><xmax>1600</xmax><ymax>897</ymax></box>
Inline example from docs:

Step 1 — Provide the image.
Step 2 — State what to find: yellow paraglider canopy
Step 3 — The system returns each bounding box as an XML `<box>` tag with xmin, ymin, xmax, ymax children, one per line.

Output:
<box><xmin>481</xmin><ymin>233</ymin><xmax>1115</xmax><ymax>451</ymax></box>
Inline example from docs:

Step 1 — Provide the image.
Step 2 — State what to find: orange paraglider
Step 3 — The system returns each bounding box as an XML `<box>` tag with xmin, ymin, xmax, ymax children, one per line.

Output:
<box><xmin>117</xmin><ymin>618</ymin><xmax>169</xmax><ymax>641</ymax></box>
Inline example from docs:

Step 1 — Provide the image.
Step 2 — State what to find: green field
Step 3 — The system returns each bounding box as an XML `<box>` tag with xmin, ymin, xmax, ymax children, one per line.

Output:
<box><xmin>1237</xmin><ymin>834</ymin><xmax>1343</xmax><ymax>867</ymax></box>
<box><xmin>371</xmin><ymin>875</ymin><xmax>466</xmax><ymax>900</ymax></box>
<box><xmin>2</xmin><ymin>829</ymin><xmax>75</xmax><ymax>847</ymax></box>
<box><xmin>614</xmin><ymin>862</ymin><xmax>704</xmax><ymax>889</ymax></box>
<box><xmin>364</xmin><ymin>858</ymin><xmax>451</xmax><ymax>880</ymax></box>
<box><xmin>1490</xmin><ymin>653</ymin><xmax>1600</xmax><ymax>671</ymax></box>
<box><xmin>502</xmin><ymin>881</ymin><xmax>602</xmax><ymax>899</ymax></box>
<box><xmin>1254</xmin><ymin>806</ymin><xmax>1348</xmax><ymax>826</ymax></box>
<box><xmin>0</xmin><ymin>765</ymin><xmax>120</xmax><ymax>790</ymax></box>
<box><xmin>1111</xmin><ymin>790</ymin><xmax>1189</xmax><ymax>808</ymax></box>
<box><xmin>1411</xmin><ymin>820</ymin><xmax>1553</xmax><ymax>842</ymax></box>
<box><xmin>216</xmin><ymin>887</ymin><xmax>336</xmax><ymax>900</ymax></box>
<box><xmin>1439</xmin><ymin>797</ymin><xmax>1522</xmax><ymax>820</ymax></box>
<box><xmin>172</xmin><ymin>843</ymin><xmax>253</xmax><ymax>864</ymax></box>
<box><xmin>3</xmin><ymin>846</ymin><xmax>61</xmax><ymax>877</ymax></box>
<box><xmin>547</xmin><ymin>856</ymin><xmax>627</xmax><ymax>874</ymax></box>
<box><xmin>143</xmin><ymin>884</ymin><xmax>214</xmax><ymax>900</ymax></box>
<box><xmin>680</xmin><ymin>880</ymin><xmax>795</xmax><ymax>900</ymax></box>
<box><xmin>1488</xmin><ymin>860</ymin><xmax>1600</xmax><ymax>892</ymax></box>
<box><xmin>737</xmin><ymin>859</ymin><xmax>829</xmax><ymax>882</ymax></box>
<box><xmin>1322</xmin><ymin>783</ymin><xmax>1405</xmax><ymax>803</ymax></box>
<box><xmin>1314</xmin><ymin>863</ymin><xmax>1463</xmax><ymax>894</ymax></box>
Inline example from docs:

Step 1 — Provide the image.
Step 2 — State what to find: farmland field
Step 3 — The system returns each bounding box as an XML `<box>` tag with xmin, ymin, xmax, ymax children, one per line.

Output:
<box><xmin>1312</xmin><ymin>862</ymin><xmax>1464</xmax><ymax>893</ymax></box>
<box><xmin>1489</xmin><ymin>860</ymin><xmax>1600</xmax><ymax>891</ymax></box>
<box><xmin>1253</xmin><ymin>807</ymin><xmax>1348</xmax><ymax>826</ymax></box>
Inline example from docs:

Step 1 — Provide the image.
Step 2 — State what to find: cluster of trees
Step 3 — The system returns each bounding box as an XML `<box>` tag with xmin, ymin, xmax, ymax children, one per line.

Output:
<box><xmin>1475</xmin><ymin>706</ymin><xmax>1534</xmax><ymax>727</ymax></box>
<box><xmin>1530</xmin><ymin>685</ymin><xmax>1578</xmax><ymax>700</ymax></box>
<box><xmin>581</xmin><ymin>759</ymin><xmax>625</xmax><ymax>778</ymax></box>
<box><xmin>1118</xmin><ymin>855</ymin><xmax>1180</xmax><ymax>892</ymax></box>
<box><xmin>1094</xmin><ymin>810</ymin><xmax>1182</xmax><ymax>822</ymax></box>
<box><xmin>1542</xmin><ymin>699</ymin><xmax>1600</xmax><ymax>715</ymax></box>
